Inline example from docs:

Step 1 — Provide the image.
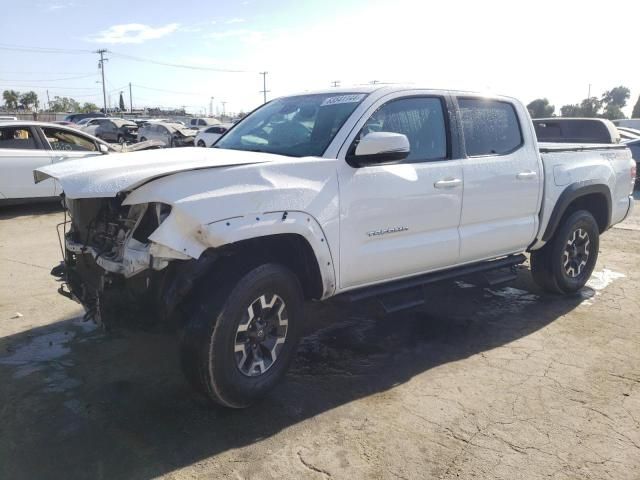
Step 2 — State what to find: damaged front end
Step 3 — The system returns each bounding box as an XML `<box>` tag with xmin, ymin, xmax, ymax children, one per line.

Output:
<box><xmin>55</xmin><ymin>195</ymin><xmax>187</xmax><ymax>329</ymax></box>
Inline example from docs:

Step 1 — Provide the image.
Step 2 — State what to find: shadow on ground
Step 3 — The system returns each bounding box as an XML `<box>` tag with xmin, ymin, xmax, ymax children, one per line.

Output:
<box><xmin>0</xmin><ymin>267</ymin><xmax>590</xmax><ymax>479</ymax></box>
<box><xmin>0</xmin><ymin>201</ymin><xmax>62</xmax><ymax>220</ymax></box>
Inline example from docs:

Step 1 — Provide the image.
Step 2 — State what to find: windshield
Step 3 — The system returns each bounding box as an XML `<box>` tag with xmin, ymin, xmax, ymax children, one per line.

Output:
<box><xmin>215</xmin><ymin>92</ymin><xmax>367</xmax><ymax>157</ymax></box>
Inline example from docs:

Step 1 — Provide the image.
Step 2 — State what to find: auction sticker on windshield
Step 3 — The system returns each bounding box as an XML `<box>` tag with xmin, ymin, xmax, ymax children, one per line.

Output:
<box><xmin>320</xmin><ymin>94</ymin><xmax>366</xmax><ymax>106</ymax></box>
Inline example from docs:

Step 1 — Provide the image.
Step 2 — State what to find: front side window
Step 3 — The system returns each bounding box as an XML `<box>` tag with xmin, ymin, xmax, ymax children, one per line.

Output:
<box><xmin>215</xmin><ymin>93</ymin><xmax>368</xmax><ymax>157</ymax></box>
<box><xmin>357</xmin><ymin>97</ymin><xmax>448</xmax><ymax>162</ymax></box>
<box><xmin>458</xmin><ymin>98</ymin><xmax>522</xmax><ymax>156</ymax></box>
<box><xmin>0</xmin><ymin>127</ymin><xmax>38</xmax><ymax>150</ymax></box>
<box><xmin>42</xmin><ymin>127</ymin><xmax>97</xmax><ymax>152</ymax></box>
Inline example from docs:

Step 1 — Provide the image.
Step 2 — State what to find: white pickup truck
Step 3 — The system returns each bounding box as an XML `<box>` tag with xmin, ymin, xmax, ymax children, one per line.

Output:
<box><xmin>35</xmin><ymin>86</ymin><xmax>636</xmax><ymax>408</ymax></box>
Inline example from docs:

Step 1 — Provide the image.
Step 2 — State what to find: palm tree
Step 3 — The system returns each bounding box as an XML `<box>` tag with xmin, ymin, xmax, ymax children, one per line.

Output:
<box><xmin>2</xmin><ymin>90</ymin><xmax>19</xmax><ymax>110</ymax></box>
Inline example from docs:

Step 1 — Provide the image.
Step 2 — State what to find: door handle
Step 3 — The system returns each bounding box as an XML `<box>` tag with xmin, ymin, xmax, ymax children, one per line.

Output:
<box><xmin>434</xmin><ymin>178</ymin><xmax>462</xmax><ymax>189</ymax></box>
<box><xmin>516</xmin><ymin>171</ymin><xmax>537</xmax><ymax>180</ymax></box>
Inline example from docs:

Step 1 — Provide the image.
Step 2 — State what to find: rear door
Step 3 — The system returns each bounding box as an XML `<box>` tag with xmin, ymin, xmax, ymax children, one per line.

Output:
<box><xmin>337</xmin><ymin>92</ymin><xmax>463</xmax><ymax>289</ymax></box>
<box><xmin>0</xmin><ymin>125</ymin><xmax>54</xmax><ymax>199</ymax></box>
<box><xmin>455</xmin><ymin>97</ymin><xmax>541</xmax><ymax>262</ymax></box>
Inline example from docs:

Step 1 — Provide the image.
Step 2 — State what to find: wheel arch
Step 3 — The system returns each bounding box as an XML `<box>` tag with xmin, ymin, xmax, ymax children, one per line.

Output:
<box><xmin>159</xmin><ymin>211</ymin><xmax>336</xmax><ymax>321</ymax></box>
<box><xmin>541</xmin><ymin>182</ymin><xmax>611</xmax><ymax>242</ymax></box>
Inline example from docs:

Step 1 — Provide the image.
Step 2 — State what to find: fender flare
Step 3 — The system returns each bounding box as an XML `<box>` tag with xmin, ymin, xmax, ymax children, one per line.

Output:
<box><xmin>197</xmin><ymin>210</ymin><xmax>337</xmax><ymax>298</ymax></box>
<box><xmin>541</xmin><ymin>181</ymin><xmax>611</xmax><ymax>242</ymax></box>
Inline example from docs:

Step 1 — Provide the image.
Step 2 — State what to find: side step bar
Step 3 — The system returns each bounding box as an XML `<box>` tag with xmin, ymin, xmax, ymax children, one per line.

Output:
<box><xmin>343</xmin><ymin>254</ymin><xmax>527</xmax><ymax>303</ymax></box>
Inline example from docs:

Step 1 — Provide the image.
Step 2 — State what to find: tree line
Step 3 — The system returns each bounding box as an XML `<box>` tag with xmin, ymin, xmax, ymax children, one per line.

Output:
<box><xmin>2</xmin><ymin>90</ymin><xmax>99</xmax><ymax>113</ymax></box>
<box><xmin>527</xmin><ymin>86</ymin><xmax>640</xmax><ymax>119</ymax></box>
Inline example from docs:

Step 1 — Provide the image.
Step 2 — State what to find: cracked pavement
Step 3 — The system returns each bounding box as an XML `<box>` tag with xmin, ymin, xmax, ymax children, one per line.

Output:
<box><xmin>0</xmin><ymin>196</ymin><xmax>639</xmax><ymax>480</ymax></box>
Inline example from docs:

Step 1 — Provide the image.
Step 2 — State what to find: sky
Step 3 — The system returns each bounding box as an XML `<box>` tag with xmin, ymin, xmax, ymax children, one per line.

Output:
<box><xmin>1</xmin><ymin>0</ymin><xmax>639</xmax><ymax>116</ymax></box>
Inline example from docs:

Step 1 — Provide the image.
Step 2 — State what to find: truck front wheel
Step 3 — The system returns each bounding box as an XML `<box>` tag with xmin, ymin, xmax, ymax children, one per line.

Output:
<box><xmin>531</xmin><ymin>209</ymin><xmax>599</xmax><ymax>294</ymax></box>
<box><xmin>180</xmin><ymin>263</ymin><xmax>303</xmax><ymax>408</ymax></box>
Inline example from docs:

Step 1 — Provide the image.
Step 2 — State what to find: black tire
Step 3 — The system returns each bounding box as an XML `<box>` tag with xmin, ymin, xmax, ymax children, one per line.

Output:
<box><xmin>180</xmin><ymin>263</ymin><xmax>303</xmax><ymax>408</ymax></box>
<box><xmin>197</xmin><ymin>140</ymin><xmax>206</xmax><ymax>147</ymax></box>
<box><xmin>531</xmin><ymin>209</ymin><xmax>599</xmax><ymax>294</ymax></box>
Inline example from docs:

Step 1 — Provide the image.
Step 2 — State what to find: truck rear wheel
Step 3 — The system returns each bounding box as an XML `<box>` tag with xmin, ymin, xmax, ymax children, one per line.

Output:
<box><xmin>180</xmin><ymin>263</ymin><xmax>303</xmax><ymax>408</ymax></box>
<box><xmin>531</xmin><ymin>209</ymin><xmax>599</xmax><ymax>294</ymax></box>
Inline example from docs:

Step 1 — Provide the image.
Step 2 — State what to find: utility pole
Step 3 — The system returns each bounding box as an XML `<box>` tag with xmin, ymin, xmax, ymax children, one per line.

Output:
<box><xmin>259</xmin><ymin>71</ymin><xmax>269</xmax><ymax>104</ymax></box>
<box><xmin>46</xmin><ymin>90</ymin><xmax>51</xmax><ymax>111</ymax></box>
<box><xmin>588</xmin><ymin>83</ymin><xmax>592</xmax><ymax>99</ymax></box>
<box><xmin>96</xmin><ymin>49</ymin><xmax>108</xmax><ymax>115</ymax></box>
<box><xmin>331</xmin><ymin>80</ymin><xmax>340</xmax><ymax>87</ymax></box>
<box><xmin>210</xmin><ymin>96</ymin><xmax>214</xmax><ymax>117</ymax></box>
<box><xmin>129</xmin><ymin>82</ymin><xmax>133</xmax><ymax>113</ymax></box>
<box><xmin>221</xmin><ymin>101</ymin><xmax>227</xmax><ymax>119</ymax></box>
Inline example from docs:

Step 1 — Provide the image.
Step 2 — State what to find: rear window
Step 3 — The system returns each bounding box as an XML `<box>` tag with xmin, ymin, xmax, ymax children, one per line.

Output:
<box><xmin>533</xmin><ymin>120</ymin><xmax>611</xmax><ymax>144</ymax></box>
<box><xmin>458</xmin><ymin>98</ymin><xmax>523</xmax><ymax>156</ymax></box>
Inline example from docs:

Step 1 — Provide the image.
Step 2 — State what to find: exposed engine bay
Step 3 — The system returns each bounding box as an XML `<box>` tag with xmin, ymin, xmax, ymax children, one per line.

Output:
<box><xmin>57</xmin><ymin>196</ymin><xmax>177</xmax><ymax>328</ymax></box>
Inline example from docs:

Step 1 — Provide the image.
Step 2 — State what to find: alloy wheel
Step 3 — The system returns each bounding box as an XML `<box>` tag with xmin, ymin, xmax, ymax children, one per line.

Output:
<box><xmin>562</xmin><ymin>228</ymin><xmax>590</xmax><ymax>278</ymax></box>
<box><xmin>234</xmin><ymin>294</ymin><xmax>288</xmax><ymax>377</ymax></box>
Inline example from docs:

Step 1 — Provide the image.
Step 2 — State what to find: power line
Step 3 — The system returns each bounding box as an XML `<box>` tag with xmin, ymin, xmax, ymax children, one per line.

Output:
<box><xmin>0</xmin><ymin>84</ymin><xmax>98</xmax><ymax>90</ymax></box>
<box><xmin>0</xmin><ymin>74</ymin><xmax>98</xmax><ymax>82</ymax></box>
<box><xmin>0</xmin><ymin>43</ymin><xmax>92</xmax><ymax>54</ymax></box>
<box><xmin>109</xmin><ymin>51</ymin><xmax>247</xmax><ymax>73</ymax></box>
<box><xmin>132</xmin><ymin>83</ymin><xmax>202</xmax><ymax>96</ymax></box>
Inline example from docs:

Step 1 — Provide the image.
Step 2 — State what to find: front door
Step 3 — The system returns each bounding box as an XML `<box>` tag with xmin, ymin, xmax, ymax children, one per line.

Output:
<box><xmin>338</xmin><ymin>94</ymin><xmax>463</xmax><ymax>290</ymax></box>
<box><xmin>40</xmin><ymin>127</ymin><xmax>103</xmax><ymax>194</ymax></box>
<box><xmin>0</xmin><ymin>125</ymin><xmax>54</xmax><ymax>199</ymax></box>
<box><xmin>456</xmin><ymin>97</ymin><xmax>541</xmax><ymax>262</ymax></box>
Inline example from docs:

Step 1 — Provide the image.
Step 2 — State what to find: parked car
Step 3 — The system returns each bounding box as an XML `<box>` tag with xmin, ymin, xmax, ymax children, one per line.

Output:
<box><xmin>618</xmin><ymin>127</ymin><xmax>640</xmax><ymax>141</ymax></box>
<box><xmin>613</xmin><ymin>119</ymin><xmax>640</xmax><ymax>130</ymax></box>
<box><xmin>195</xmin><ymin>123</ymin><xmax>232</xmax><ymax>147</ymax></box>
<box><xmin>624</xmin><ymin>138</ymin><xmax>640</xmax><ymax>184</ymax></box>
<box><xmin>0</xmin><ymin>121</ymin><xmax>162</xmax><ymax>204</ymax></box>
<box><xmin>138</xmin><ymin>121</ymin><xmax>197</xmax><ymax>147</ymax></box>
<box><xmin>37</xmin><ymin>87</ymin><xmax>635</xmax><ymax>407</ymax></box>
<box><xmin>533</xmin><ymin>118</ymin><xmax>620</xmax><ymax>144</ymax></box>
<box><xmin>189</xmin><ymin>117</ymin><xmax>220</xmax><ymax>129</ymax></box>
<box><xmin>64</xmin><ymin>112</ymin><xmax>106</xmax><ymax>124</ymax></box>
<box><xmin>94</xmin><ymin>118</ymin><xmax>138</xmax><ymax>144</ymax></box>
<box><xmin>80</xmin><ymin>117</ymin><xmax>112</xmax><ymax>136</ymax></box>
<box><xmin>0</xmin><ymin>116</ymin><xmax>18</xmax><ymax>121</ymax></box>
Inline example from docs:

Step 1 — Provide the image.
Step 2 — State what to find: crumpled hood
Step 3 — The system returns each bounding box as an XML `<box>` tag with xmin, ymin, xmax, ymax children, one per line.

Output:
<box><xmin>34</xmin><ymin>147</ymin><xmax>275</xmax><ymax>199</ymax></box>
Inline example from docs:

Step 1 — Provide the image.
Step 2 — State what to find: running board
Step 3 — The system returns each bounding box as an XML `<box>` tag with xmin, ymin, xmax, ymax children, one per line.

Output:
<box><xmin>343</xmin><ymin>254</ymin><xmax>526</xmax><ymax>303</ymax></box>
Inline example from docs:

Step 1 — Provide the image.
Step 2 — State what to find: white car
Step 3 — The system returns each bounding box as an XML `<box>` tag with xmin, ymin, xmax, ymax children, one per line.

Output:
<box><xmin>188</xmin><ymin>117</ymin><xmax>220</xmax><ymax>129</ymax></box>
<box><xmin>194</xmin><ymin>123</ymin><xmax>232</xmax><ymax>147</ymax></box>
<box><xmin>0</xmin><ymin>121</ymin><xmax>161</xmax><ymax>204</ymax></box>
<box><xmin>37</xmin><ymin>86</ymin><xmax>635</xmax><ymax>407</ymax></box>
<box><xmin>0</xmin><ymin>116</ymin><xmax>18</xmax><ymax>121</ymax></box>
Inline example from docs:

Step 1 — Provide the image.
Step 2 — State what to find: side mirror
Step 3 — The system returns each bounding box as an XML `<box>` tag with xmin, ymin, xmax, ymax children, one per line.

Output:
<box><xmin>98</xmin><ymin>143</ymin><xmax>109</xmax><ymax>154</ymax></box>
<box><xmin>346</xmin><ymin>132</ymin><xmax>410</xmax><ymax>167</ymax></box>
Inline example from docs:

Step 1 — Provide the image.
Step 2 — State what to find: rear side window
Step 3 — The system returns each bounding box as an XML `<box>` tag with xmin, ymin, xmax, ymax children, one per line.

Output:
<box><xmin>0</xmin><ymin>127</ymin><xmax>37</xmax><ymax>149</ymax></box>
<box><xmin>458</xmin><ymin>98</ymin><xmax>522</xmax><ymax>156</ymax></box>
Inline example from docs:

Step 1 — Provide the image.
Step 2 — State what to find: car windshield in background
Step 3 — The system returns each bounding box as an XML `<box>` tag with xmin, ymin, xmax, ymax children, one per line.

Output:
<box><xmin>215</xmin><ymin>93</ymin><xmax>368</xmax><ymax>157</ymax></box>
